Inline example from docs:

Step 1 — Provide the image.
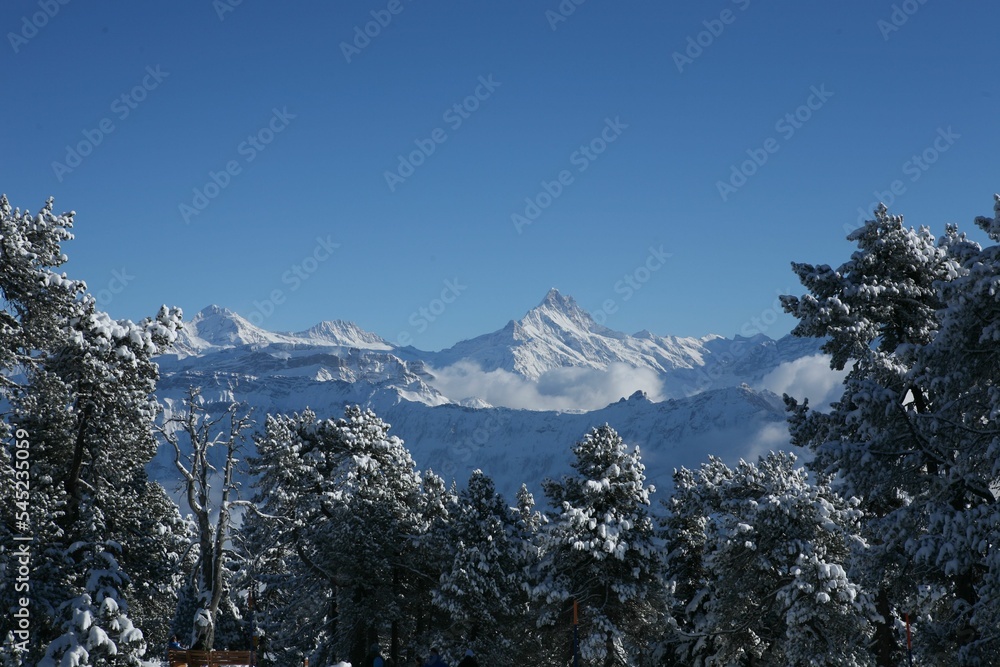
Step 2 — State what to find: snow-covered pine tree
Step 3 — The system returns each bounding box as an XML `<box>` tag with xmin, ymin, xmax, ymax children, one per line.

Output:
<box><xmin>246</xmin><ymin>409</ymin><xmax>342</xmax><ymax>667</ymax></box>
<box><xmin>509</xmin><ymin>483</ymin><xmax>546</xmax><ymax>663</ymax></box>
<box><xmin>534</xmin><ymin>425</ymin><xmax>662</xmax><ymax>667</ymax></box>
<box><xmin>0</xmin><ymin>196</ymin><xmax>185</xmax><ymax>666</ymax></box>
<box><xmin>26</xmin><ymin>304</ymin><xmax>183</xmax><ymax>667</ymax></box>
<box><xmin>248</xmin><ymin>406</ymin><xmax>425</xmax><ymax>667</ymax></box>
<box><xmin>780</xmin><ymin>201</ymin><xmax>1000</xmax><ymax>663</ymax></box>
<box><xmin>103</xmin><ymin>473</ymin><xmax>190</xmax><ymax>653</ymax></box>
<box><xmin>899</xmin><ymin>195</ymin><xmax>1000</xmax><ymax>664</ymax></box>
<box><xmin>408</xmin><ymin>469</ymin><xmax>456</xmax><ymax>658</ymax></box>
<box><xmin>0</xmin><ymin>196</ymin><xmax>88</xmax><ymax>661</ymax></box>
<box><xmin>661</xmin><ymin>453</ymin><xmax>873</xmax><ymax>666</ymax></box>
<box><xmin>432</xmin><ymin>470</ymin><xmax>527</xmax><ymax>663</ymax></box>
<box><xmin>39</xmin><ymin>539</ymin><xmax>146</xmax><ymax>667</ymax></box>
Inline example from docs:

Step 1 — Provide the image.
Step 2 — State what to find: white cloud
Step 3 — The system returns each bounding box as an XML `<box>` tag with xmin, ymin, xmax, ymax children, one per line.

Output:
<box><xmin>427</xmin><ymin>361</ymin><xmax>665</xmax><ymax>412</ymax></box>
<box><xmin>758</xmin><ymin>354</ymin><xmax>848</xmax><ymax>411</ymax></box>
<box><xmin>744</xmin><ymin>422</ymin><xmax>794</xmax><ymax>462</ymax></box>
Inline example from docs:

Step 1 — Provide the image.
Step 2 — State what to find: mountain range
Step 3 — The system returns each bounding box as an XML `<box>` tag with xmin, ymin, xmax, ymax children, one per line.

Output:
<box><xmin>150</xmin><ymin>289</ymin><xmax>831</xmax><ymax>499</ymax></box>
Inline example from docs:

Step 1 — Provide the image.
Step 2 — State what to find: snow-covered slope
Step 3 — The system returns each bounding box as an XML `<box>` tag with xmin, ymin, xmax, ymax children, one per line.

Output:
<box><xmin>295</xmin><ymin>320</ymin><xmax>393</xmax><ymax>350</ymax></box>
<box><xmin>379</xmin><ymin>385</ymin><xmax>789</xmax><ymax>498</ymax></box>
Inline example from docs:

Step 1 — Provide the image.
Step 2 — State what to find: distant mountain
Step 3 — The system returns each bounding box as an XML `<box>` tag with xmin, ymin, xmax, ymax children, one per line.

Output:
<box><xmin>150</xmin><ymin>292</ymin><xmax>826</xmax><ymax>498</ymax></box>
<box><xmin>425</xmin><ymin>288</ymin><xmax>715</xmax><ymax>382</ymax></box>
<box><xmin>171</xmin><ymin>305</ymin><xmax>299</xmax><ymax>354</ymax></box>
<box><xmin>295</xmin><ymin>320</ymin><xmax>393</xmax><ymax>350</ymax></box>
<box><xmin>172</xmin><ymin>306</ymin><xmax>393</xmax><ymax>356</ymax></box>
<box><xmin>422</xmin><ymin>288</ymin><xmax>822</xmax><ymax>399</ymax></box>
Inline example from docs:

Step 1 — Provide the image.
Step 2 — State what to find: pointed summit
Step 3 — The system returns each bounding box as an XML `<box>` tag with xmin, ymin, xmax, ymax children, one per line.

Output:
<box><xmin>539</xmin><ymin>287</ymin><xmax>575</xmax><ymax>310</ymax></box>
<box><xmin>523</xmin><ymin>288</ymin><xmax>597</xmax><ymax>335</ymax></box>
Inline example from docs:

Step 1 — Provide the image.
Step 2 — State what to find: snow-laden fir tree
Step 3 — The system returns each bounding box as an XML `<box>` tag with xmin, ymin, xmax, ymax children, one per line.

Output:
<box><xmin>661</xmin><ymin>453</ymin><xmax>873</xmax><ymax>667</ymax></box>
<box><xmin>25</xmin><ymin>303</ymin><xmax>184</xmax><ymax>667</ymax></box>
<box><xmin>0</xmin><ymin>196</ymin><xmax>185</xmax><ymax>666</ymax></box>
<box><xmin>533</xmin><ymin>424</ymin><xmax>662</xmax><ymax>667</ymax></box>
<box><xmin>900</xmin><ymin>195</ymin><xmax>1000</xmax><ymax>664</ymax></box>
<box><xmin>781</xmin><ymin>199</ymin><xmax>1000</xmax><ymax>664</ymax></box>
<box><xmin>40</xmin><ymin>539</ymin><xmax>146</xmax><ymax>667</ymax></box>
<box><xmin>409</xmin><ymin>468</ymin><xmax>457</xmax><ymax>657</ymax></box>
<box><xmin>248</xmin><ymin>406</ymin><xmax>426</xmax><ymax>667</ymax></box>
<box><xmin>432</xmin><ymin>470</ymin><xmax>531</xmax><ymax>664</ymax></box>
<box><xmin>248</xmin><ymin>409</ymin><xmax>351</xmax><ymax>667</ymax></box>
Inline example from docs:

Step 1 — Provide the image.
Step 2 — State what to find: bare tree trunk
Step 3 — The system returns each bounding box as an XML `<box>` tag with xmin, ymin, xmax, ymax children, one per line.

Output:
<box><xmin>158</xmin><ymin>388</ymin><xmax>252</xmax><ymax>651</ymax></box>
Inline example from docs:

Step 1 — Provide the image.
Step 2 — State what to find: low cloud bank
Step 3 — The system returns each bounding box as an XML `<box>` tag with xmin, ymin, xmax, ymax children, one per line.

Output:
<box><xmin>759</xmin><ymin>354</ymin><xmax>848</xmax><ymax>411</ymax></box>
<box><xmin>428</xmin><ymin>361</ymin><xmax>665</xmax><ymax>412</ymax></box>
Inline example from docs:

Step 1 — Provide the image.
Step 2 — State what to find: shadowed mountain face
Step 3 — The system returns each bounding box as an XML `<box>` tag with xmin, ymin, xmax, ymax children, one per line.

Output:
<box><xmin>151</xmin><ymin>291</ymin><xmax>826</xmax><ymax>498</ymax></box>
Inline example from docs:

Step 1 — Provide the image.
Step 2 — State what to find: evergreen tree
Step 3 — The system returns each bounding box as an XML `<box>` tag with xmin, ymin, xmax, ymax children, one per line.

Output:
<box><xmin>534</xmin><ymin>425</ymin><xmax>661</xmax><ymax>667</ymax></box>
<box><xmin>0</xmin><ymin>196</ymin><xmax>184</xmax><ymax>666</ymax></box>
<box><xmin>902</xmin><ymin>195</ymin><xmax>1000</xmax><ymax>664</ymax></box>
<box><xmin>782</xmin><ymin>198</ymin><xmax>1000</xmax><ymax>663</ymax></box>
<box><xmin>248</xmin><ymin>406</ymin><xmax>425</xmax><ymax>666</ymax></box>
<box><xmin>245</xmin><ymin>409</ymin><xmax>339</xmax><ymax>666</ymax></box>
<box><xmin>433</xmin><ymin>470</ymin><xmax>526</xmax><ymax>663</ymax></box>
<box><xmin>409</xmin><ymin>469</ymin><xmax>456</xmax><ymax>659</ymax></box>
<box><xmin>662</xmin><ymin>453</ymin><xmax>873</xmax><ymax>666</ymax></box>
<box><xmin>40</xmin><ymin>540</ymin><xmax>146</xmax><ymax>667</ymax></box>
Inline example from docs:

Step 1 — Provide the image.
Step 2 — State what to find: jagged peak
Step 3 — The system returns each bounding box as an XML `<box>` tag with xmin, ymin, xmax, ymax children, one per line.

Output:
<box><xmin>304</xmin><ymin>319</ymin><xmax>368</xmax><ymax>335</ymax></box>
<box><xmin>298</xmin><ymin>319</ymin><xmax>391</xmax><ymax>349</ymax></box>
<box><xmin>539</xmin><ymin>287</ymin><xmax>575</xmax><ymax>309</ymax></box>
<box><xmin>194</xmin><ymin>304</ymin><xmax>238</xmax><ymax>319</ymax></box>
<box><xmin>526</xmin><ymin>288</ymin><xmax>592</xmax><ymax>323</ymax></box>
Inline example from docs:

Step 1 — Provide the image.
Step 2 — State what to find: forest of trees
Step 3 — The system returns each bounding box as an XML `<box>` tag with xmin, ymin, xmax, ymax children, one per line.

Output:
<box><xmin>3</xmin><ymin>192</ymin><xmax>1000</xmax><ymax>666</ymax></box>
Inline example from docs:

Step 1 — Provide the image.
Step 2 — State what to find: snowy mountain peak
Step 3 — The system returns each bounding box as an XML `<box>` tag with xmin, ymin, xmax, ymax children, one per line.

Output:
<box><xmin>296</xmin><ymin>320</ymin><xmax>392</xmax><ymax>350</ymax></box>
<box><xmin>539</xmin><ymin>287</ymin><xmax>575</xmax><ymax>310</ymax></box>
<box><xmin>521</xmin><ymin>288</ymin><xmax>597</xmax><ymax>335</ymax></box>
<box><xmin>184</xmin><ymin>305</ymin><xmax>284</xmax><ymax>348</ymax></box>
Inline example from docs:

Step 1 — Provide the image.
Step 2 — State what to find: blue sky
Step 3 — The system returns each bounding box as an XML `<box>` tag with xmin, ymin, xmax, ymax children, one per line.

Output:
<box><xmin>2</xmin><ymin>1</ymin><xmax>997</xmax><ymax>350</ymax></box>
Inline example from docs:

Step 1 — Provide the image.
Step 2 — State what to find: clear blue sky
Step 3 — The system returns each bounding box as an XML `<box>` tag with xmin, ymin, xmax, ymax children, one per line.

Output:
<box><xmin>2</xmin><ymin>1</ymin><xmax>996</xmax><ymax>350</ymax></box>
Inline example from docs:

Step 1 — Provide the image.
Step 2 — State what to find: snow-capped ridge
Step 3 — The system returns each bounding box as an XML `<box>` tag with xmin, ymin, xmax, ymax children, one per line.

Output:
<box><xmin>177</xmin><ymin>305</ymin><xmax>297</xmax><ymax>352</ymax></box>
<box><xmin>295</xmin><ymin>319</ymin><xmax>392</xmax><ymax>350</ymax></box>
